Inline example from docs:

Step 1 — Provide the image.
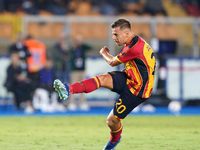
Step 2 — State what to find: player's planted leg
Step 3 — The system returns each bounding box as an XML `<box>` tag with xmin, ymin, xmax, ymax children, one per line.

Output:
<box><xmin>103</xmin><ymin>136</ymin><xmax>121</xmax><ymax>150</ymax></box>
<box><xmin>103</xmin><ymin>110</ymin><xmax>122</xmax><ymax>150</ymax></box>
<box><xmin>54</xmin><ymin>74</ymin><xmax>121</xmax><ymax>150</ymax></box>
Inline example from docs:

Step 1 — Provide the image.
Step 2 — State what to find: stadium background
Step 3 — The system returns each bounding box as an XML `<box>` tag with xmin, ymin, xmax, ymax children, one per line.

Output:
<box><xmin>0</xmin><ymin>0</ymin><xmax>200</xmax><ymax>115</ymax></box>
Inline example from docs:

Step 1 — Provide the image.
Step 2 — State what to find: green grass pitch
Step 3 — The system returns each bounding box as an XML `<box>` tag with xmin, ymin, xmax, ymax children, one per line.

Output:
<box><xmin>0</xmin><ymin>116</ymin><xmax>200</xmax><ymax>150</ymax></box>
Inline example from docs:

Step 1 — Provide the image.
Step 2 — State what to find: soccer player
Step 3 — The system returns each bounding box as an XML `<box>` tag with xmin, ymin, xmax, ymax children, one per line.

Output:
<box><xmin>54</xmin><ymin>18</ymin><xmax>156</xmax><ymax>150</ymax></box>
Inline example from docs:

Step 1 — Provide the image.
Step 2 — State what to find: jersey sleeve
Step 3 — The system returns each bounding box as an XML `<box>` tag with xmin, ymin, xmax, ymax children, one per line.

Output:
<box><xmin>116</xmin><ymin>46</ymin><xmax>139</xmax><ymax>63</ymax></box>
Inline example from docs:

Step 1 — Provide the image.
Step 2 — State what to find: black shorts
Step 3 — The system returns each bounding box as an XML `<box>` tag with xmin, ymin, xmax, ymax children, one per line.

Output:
<box><xmin>108</xmin><ymin>71</ymin><xmax>147</xmax><ymax>120</ymax></box>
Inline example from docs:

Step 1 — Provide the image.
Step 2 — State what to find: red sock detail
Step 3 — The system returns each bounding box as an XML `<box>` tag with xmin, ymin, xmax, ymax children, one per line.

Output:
<box><xmin>69</xmin><ymin>82</ymin><xmax>85</xmax><ymax>94</ymax></box>
<box><xmin>69</xmin><ymin>76</ymin><xmax>101</xmax><ymax>94</ymax></box>
<box><xmin>110</xmin><ymin>123</ymin><xmax>123</xmax><ymax>143</ymax></box>
<box><xmin>69</xmin><ymin>85</ymin><xmax>73</xmax><ymax>94</ymax></box>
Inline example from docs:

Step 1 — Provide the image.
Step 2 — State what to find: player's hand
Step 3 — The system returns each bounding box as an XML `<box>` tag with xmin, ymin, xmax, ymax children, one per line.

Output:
<box><xmin>121</xmin><ymin>68</ymin><xmax>126</xmax><ymax>72</ymax></box>
<box><xmin>100</xmin><ymin>46</ymin><xmax>110</xmax><ymax>55</ymax></box>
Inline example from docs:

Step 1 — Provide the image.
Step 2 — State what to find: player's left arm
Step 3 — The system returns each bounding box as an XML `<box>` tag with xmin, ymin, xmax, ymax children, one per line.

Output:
<box><xmin>100</xmin><ymin>46</ymin><xmax>121</xmax><ymax>67</ymax></box>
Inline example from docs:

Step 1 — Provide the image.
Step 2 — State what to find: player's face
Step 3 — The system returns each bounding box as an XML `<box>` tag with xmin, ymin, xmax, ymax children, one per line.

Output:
<box><xmin>112</xmin><ymin>27</ymin><xmax>126</xmax><ymax>46</ymax></box>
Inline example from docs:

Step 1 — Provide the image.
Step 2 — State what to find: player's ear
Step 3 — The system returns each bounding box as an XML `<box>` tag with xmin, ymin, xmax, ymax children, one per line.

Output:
<box><xmin>124</xmin><ymin>29</ymin><xmax>129</xmax><ymax>36</ymax></box>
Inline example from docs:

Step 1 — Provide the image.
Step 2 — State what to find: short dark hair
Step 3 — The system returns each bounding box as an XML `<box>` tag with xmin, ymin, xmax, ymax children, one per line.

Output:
<box><xmin>111</xmin><ymin>18</ymin><xmax>131</xmax><ymax>30</ymax></box>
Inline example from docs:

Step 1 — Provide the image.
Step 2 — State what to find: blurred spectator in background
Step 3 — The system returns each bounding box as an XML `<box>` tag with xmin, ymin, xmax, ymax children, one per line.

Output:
<box><xmin>46</xmin><ymin>0</ymin><xmax>67</xmax><ymax>15</ymax></box>
<box><xmin>4</xmin><ymin>52</ymin><xmax>34</xmax><ymax>113</ymax></box>
<box><xmin>68</xmin><ymin>34</ymin><xmax>92</xmax><ymax>111</ymax></box>
<box><xmin>8</xmin><ymin>32</ymin><xmax>31</xmax><ymax>71</ymax></box>
<box><xmin>24</xmin><ymin>35</ymin><xmax>46</xmax><ymax>74</ymax></box>
<box><xmin>99</xmin><ymin>0</ymin><xmax>116</xmax><ymax>16</ymax></box>
<box><xmin>51</xmin><ymin>33</ymin><xmax>70</xmax><ymax>84</ymax></box>
<box><xmin>0</xmin><ymin>0</ymin><xmax>5</xmax><ymax>12</ymax></box>
<box><xmin>24</xmin><ymin>35</ymin><xmax>47</xmax><ymax>103</ymax></box>
<box><xmin>33</xmin><ymin>58</ymin><xmax>66</xmax><ymax>112</ymax></box>
<box><xmin>91</xmin><ymin>0</ymin><xmax>121</xmax><ymax>15</ymax></box>
<box><xmin>4</xmin><ymin>0</ymin><xmax>21</xmax><ymax>13</ymax></box>
<box><xmin>38</xmin><ymin>58</ymin><xmax>55</xmax><ymax>98</ymax></box>
<box><xmin>22</xmin><ymin>0</ymin><xmax>40</xmax><ymax>15</ymax></box>
<box><xmin>181</xmin><ymin>0</ymin><xmax>200</xmax><ymax>17</ymax></box>
<box><xmin>144</xmin><ymin>0</ymin><xmax>167</xmax><ymax>16</ymax></box>
<box><xmin>22</xmin><ymin>0</ymin><xmax>67</xmax><ymax>15</ymax></box>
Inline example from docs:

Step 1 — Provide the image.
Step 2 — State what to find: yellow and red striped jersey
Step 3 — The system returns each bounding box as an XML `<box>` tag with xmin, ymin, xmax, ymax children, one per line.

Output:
<box><xmin>116</xmin><ymin>35</ymin><xmax>156</xmax><ymax>98</ymax></box>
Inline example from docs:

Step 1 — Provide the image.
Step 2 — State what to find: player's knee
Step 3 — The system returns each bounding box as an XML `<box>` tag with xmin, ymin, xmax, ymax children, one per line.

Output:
<box><xmin>97</xmin><ymin>73</ymin><xmax>112</xmax><ymax>89</ymax></box>
<box><xmin>106</xmin><ymin>119</ymin><xmax>114</xmax><ymax>128</ymax></box>
<box><xmin>97</xmin><ymin>74</ymin><xmax>107</xmax><ymax>84</ymax></box>
<box><xmin>106</xmin><ymin>116</ymin><xmax>119</xmax><ymax>128</ymax></box>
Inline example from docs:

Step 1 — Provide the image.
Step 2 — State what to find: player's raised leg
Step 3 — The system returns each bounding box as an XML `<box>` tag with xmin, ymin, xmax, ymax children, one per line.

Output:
<box><xmin>54</xmin><ymin>73</ymin><xmax>113</xmax><ymax>100</ymax></box>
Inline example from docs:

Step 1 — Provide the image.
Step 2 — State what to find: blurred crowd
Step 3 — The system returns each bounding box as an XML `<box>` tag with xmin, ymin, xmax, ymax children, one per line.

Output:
<box><xmin>0</xmin><ymin>0</ymin><xmax>168</xmax><ymax>16</ymax></box>
<box><xmin>0</xmin><ymin>0</ymin><xmax>199</xmax><ymax>17</ymax></box>
<box><xmin>178</xmin><ymin>0</ymin><xmax>200</xmax><ymax>17</ymax></box>
<box><xmin>4</xmin><ymin>32</ymin><xmax>92</xmax><ymax>113</ymax></box>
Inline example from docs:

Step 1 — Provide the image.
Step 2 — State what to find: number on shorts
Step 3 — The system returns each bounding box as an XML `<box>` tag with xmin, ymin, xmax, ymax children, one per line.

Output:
<box><xmin>116</xmin><ymin>99</ymin><xmax>126</xmax><ymax>114</ymax></box>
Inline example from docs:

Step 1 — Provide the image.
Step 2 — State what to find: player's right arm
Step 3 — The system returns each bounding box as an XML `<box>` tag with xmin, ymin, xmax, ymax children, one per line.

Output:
<box><xmin>100</xmin><ymin>46</ymin><xmax>121</xmax><ymax>67</ymax></box>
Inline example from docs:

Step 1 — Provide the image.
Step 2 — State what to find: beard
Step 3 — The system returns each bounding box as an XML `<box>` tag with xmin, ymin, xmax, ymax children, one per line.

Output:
<box><xmin>115</xmin><ymin>41</ymin><xmax>122</xmax><ymax>46</ymax></box>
